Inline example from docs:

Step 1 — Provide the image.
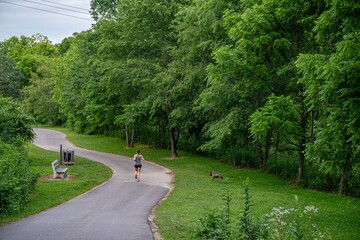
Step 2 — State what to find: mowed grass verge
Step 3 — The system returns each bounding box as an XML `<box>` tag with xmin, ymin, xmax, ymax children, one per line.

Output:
<box><xmin>53</xmin><ymin>128</ymin><xmax>360</xmax><ymax>239</ymax></box>
<box><xmin>0</xmin><ymin>144</ymin><xmax>113</xmax><ymax>224</ymax></box>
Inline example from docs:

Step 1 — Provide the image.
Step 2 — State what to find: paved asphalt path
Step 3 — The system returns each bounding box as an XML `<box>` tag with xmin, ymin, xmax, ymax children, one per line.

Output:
<box><xmin>0</xmin><ymin>128</ymin><xmax>172</xmax><ymax>240</ymax></box>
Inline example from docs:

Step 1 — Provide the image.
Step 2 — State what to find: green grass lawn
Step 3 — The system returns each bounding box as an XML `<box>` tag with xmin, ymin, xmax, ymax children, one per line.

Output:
<box><xmin>0</xmin><ymin>144</ymin><xmax>112</xmax><ymax>224</ymax></box>
<box><xmin>51</xmin><ymin>127</ymin><xmax>360</xmax><ymax>240</ymax></box>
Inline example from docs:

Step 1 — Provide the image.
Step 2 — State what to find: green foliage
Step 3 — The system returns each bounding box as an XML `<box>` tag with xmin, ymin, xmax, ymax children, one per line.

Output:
<box><xmin>0</xmin><ymin>97</ymin><xmax>34</xmax><ymax>143</ymax></box>
<box><xmin>0</xmin><ymin>98</ymin><xmax>35</xmax><ymax>216</ymax></box>
<box><xmin>0</xmin><ymin>142</ymin><xmax>37</xmax><ymax>216</ymax></box>
<box><xmin>0</xmin><ymin>97</ymin><xmax>36</xmax><ymax>216</ymax></box>
<box><xmin>21</xmin><ymin>61</ymin><xmax>60</xmax><ymax>126</ymax></box>
<box><xmin>296</xmin><ymin>8</ymin><xmax>360</xmax><ymax>193</ymax></box>
<box><xmin>54</xmin><ymin>31</ymin><xmax>112</xmax><ymax>134</ymax></box>
<box><xmin>0</xmin><ymin>34</ymin><xmax>57</xmax><ymax>87</ymax></box>
<box><xmin>196</xmin><ymin>0</ymin><xmax>323</xmax><ymax>170</ymax></box>
<box><xmin>0</xmin><ymin>51</ymin><xmax>24</xmax><ymax>99</ymax></box>
<box><xmin>197</xmin><ymin>209</ymin><xmax>231</xmax><ymax>240</ymax></box>
<box><xmin>344</xmin><ymin>165</ymin><xmax>360</xmax><ymax>197</ymax></box>
<box><xmin>0</xmin><ymin>35</ymin><xmax>62</xmax><ymax>126</ymax></box>
<box><xmin>90</xmin><ymin>0</ymin><xmax>119</xmax><ymax>21</ymax></box>
<box><xmin>266</xmin><ymin>153</ymin><xmax>298</xmax><ymax>180</ymax></box>
<box><xmin>250</xmin><ymin>94</ymin><xmax>300</xmax><ymax>144</ymax></box>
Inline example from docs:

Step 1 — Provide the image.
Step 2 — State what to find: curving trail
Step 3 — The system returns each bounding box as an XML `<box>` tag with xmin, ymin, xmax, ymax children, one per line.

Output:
<box><xmin>0</xmin><ymin>128</ymin><xmax>172</xmax><ymax>240</ymax></box>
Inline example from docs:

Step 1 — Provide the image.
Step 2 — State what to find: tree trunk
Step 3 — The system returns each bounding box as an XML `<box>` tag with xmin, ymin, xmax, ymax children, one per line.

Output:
<box><xmin>49</xmin><ymin>90</ymin><xmax>55</xmax><ymax>127</ymax></box>
<box><xmin>339</xmin><ymin>148</ymin><xmax>352</xmax><ymax>194</ymax></box>
<box><xmin>125</xmin><ymin>124</ymin><xmax>130</xmax><ymax>147</ymax></box>
<box><xmin>125</xmin><ymin>124</ymin><xmax>134</xmax><ymax>148</ymax></box>
<box><xmin>298</xmin><ymin>92</ymin><xmax>308</xmax><ymax>182</ymax></box>
<box><xmin>130</xmin><ymin>128</ymin><xmax>134</xmax><ymax>148</ymax></box>
<box><xmin>230</xmin><ymin>144</ymin><xmax>236</xmax><ymax>167</ymax></box>
<box><xmin>258</xmin><ymin>143</ymin><xmax>265</xmax><ymax>171</ymax></box>
<box><xmin>310</xmin><ymin>110</ymin><xmax>315</xmax><ymax>142</ymax></box>
<box><xmin>263</xmin><ymin>130</ymin><xmax>272</xmax><ymax>170</ymax></box>
<box><xmin>298</xmin><ymin>148</ymin><xmax>305</xmax><ymax>182</ymax></box>
<box><xmin>51</xmin><ymin>115</ymin><xmax>55</xmax><ymax>127</ymax></box>
<box><xmin>339</xmin><ymin>167</ymin><xmax>345</xmax><ymax>194</ymax></box>
<box><xmin>104</xmin><ymin>125</ymin><xmax>108</xmax><ymax>136</ymax></box>
<box><xmin>298</xmin><ymin>126</ymin><xmax>306</xmax><ymax>182</ymax></box>
<box><xmin>169</xmin><ymin>128</ymin><xmax>179</xmax><ymax>158</ymax></box>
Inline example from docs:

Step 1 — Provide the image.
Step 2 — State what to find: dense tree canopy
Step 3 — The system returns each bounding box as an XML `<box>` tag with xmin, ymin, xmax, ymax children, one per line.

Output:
<box><xmin>0</xmin><ymin>51</ymin><xmax>24</xmax><ymax>99</ymax></box>
<box><xmin>1</xmin><ymin>0</ymin><xmax>359</xmax><ymax>196</ymax></box>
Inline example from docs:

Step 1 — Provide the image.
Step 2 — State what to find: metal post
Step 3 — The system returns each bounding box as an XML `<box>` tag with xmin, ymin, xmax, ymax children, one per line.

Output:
<box><xmin>60</xmin><ymin>144</ymin><xmax>63</xmax><ymax>165</ymax></box>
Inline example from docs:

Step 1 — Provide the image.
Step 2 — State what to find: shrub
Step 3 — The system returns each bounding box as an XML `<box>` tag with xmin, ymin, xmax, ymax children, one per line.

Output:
<box><xmin>196</xmin><ymin>190</ymin><xmax>231</xmax><ymax>239</ymax></box>
<box><xmin>0</xmin><ymin>141</ymin><xmax>37</xmax><ymax>216</ymax></box>
<box><xmin>0</xmin><ymin>97</ymin><xmax>34</xmax><ymax>143</ymax></box>
<box><xmin>303</xmin><ymin>163</ymin><xmax>340</xmax><ymax>193</ymax></box>
<box><xmin>197</xmin><ymin>209</ymin><xmax>231</xmax><ymax>240</ymax></box>
<box><xmin>344</xmin><ymin>164</ymin><xmax>360</xmax><ymax>197</ymax></box>
<box><xmin>266</xmin><ymin>153</ymin><xmax>298</xmax><ymax>180</ymax></box>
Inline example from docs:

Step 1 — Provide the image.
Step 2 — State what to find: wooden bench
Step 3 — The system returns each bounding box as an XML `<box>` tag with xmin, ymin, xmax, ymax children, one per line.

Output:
<box><xmin>51</xmin><ymin>160</ymin><xmax>68</xmax><ymax>179</ymax></box>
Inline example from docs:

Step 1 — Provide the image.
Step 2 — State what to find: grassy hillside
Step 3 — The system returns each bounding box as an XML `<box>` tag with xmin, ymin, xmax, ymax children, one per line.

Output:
<box><xmin>53</xmin><ymin>127</ymin><xmax>360</xmax><ymax>240</ymax></box>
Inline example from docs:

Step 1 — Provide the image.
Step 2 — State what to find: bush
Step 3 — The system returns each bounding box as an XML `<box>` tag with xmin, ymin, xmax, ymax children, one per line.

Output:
<box><xmin>197</xmin><ymin>190</ymin><xmax>231</xmax><ymax>239</ymax></box>
<box><xmin>0</xmin><ymin>141</ymin><xmax>37</xmax><ymax>216</ymax></box>
<box><xmin>211</xmin><ymin>145</ymin><xmax>258</xmax><ymax>168</ymax></box>
<box><xmin>344</xmin><ymin>165</ymin><xmax>360</xmax><ymax>197</ymax></box>
<box><xmin>266</xmin><ymin>153</ymin><xmax>298</xmax><ymax>180</ymax></box>
<box><xmin>0</xmin><ymin>97</ymin><xmax>34</xmax><ymax>143</ymax></box>
<box><xmin>197</xmin><ymin>209</ymin><xmax>231</xmax><ymax>240</ymax></box>
<box><xmin>303</xmin><ymin>163</ymin><xmax>340</xmax><ymax>193</ymax></box>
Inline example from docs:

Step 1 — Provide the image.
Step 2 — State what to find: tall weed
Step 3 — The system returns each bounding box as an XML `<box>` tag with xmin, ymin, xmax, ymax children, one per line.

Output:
<box><xmin>196</xmin><ymin>181</ymin><xmax>329</xmax><ymax>239</ymax></box>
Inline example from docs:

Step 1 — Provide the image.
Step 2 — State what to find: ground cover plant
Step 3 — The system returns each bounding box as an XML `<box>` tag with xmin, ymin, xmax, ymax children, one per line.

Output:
<box><xmin>54</xmin><ymin>127</ymin><xmax>360</xmax><ymax>240</ymax></box>
<box><xmin>0</xmin><ymin>144</ymin><xmax>112</xmax><ymax>224</ymax></box>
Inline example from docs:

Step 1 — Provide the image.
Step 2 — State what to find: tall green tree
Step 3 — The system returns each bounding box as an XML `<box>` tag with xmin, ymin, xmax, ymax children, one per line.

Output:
<box><xmin>21</xmin><ymin>60</ymin><xmax>59</xmax><ymax>127</ymax></box>
<box><xmin>198</xmin><ymin>0</ymin><xmax>324</xmax><ymax>168</ymax></box>
<box><xmin>0</xmin><ymin>51</ymin><xmax>24</xmax><ymax>99</ymax></box>
<box><xmin>250</xmin><ymin>95</ymin><xmax>304</xmax><ymax>178</ymax></box>
<box><xmin>159</xmin><ymin>0</ymin><xmax>231</xmax><ymax>156</ymax></box>
<box><xmin>1</xmin><ymin>35</ymin><xmax>60</xmax><ymax>126</ymax></box>
<box><xmin>0</xmin><ymin>34</ymin><xmax>57</xmax><ymax>87</ymax></box>
<box><xmin>94</xmin><ymin>0</ymin><xmax>183</xmax><ymax>153</ymax></box>
<box><xmin>296</xmin><ymin>0</ymin><xmax>360</xmax><ymax>193</ymax></box>
<box><xmin>55</xmin><ymin>30</ymin><xmax>108</xmax><ymax>134</ymax></box>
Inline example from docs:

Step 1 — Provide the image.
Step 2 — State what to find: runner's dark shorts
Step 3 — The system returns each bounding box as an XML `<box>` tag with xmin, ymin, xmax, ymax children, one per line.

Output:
<box><xmin>134</xmin><ymin>164</ymin><xmax>142</xmax><ymax>169</ymax></box>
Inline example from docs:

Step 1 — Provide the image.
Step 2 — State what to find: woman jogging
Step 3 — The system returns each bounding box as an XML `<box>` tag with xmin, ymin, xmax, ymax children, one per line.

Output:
<box><xmin>134</xmin><ymin>149</ymin><xmax>144</xmax><ymax>182</ymax></box>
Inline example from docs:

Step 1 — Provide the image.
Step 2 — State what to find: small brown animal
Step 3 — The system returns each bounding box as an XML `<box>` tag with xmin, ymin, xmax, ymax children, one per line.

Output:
<box><xmin>210</xmin><ymin>171</ymin><xmax>223</xmax><ymax>180</ymax></box>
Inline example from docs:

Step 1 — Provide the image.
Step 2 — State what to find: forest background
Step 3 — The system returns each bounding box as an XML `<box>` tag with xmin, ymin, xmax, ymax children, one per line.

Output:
<box><xmin>1</xmin><ymin>0</ymin><xmax>359</xmax><ymax>201</ymax></box>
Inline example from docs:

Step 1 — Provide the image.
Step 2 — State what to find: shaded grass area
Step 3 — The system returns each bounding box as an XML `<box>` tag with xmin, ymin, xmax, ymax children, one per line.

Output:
<box><xmin>52</xmin><ymin>128</ymin><xmax>360</xmax><ymax>239</ymax></box>
<box><xmin>0</xmin><ymin>144</ymin><xmax>112</xmax><ymax>224</ymax></box>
